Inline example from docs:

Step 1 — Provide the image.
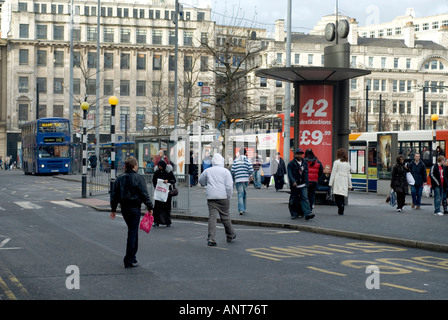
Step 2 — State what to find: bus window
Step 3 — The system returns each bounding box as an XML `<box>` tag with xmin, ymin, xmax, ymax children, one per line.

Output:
<box><xmin>421</xmin><ymin>142</ymin><xmax>431</xmax><ymax>167</ymax></box>
<box><xmin>273</xmin><ymin>118</ymin><xmax>282</xmax><ymax>132</ymax></box>
<box><xmin>368</xmin><ymin>142</ymin><xmax>377</xmax><ymax>167</ymax></box>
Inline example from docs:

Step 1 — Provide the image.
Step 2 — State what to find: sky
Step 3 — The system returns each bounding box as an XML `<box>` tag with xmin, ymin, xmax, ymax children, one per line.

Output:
<box><xmin>183</xmin><ymin>0</ymin><xmax>448</xmax><ymax>34</ymax></box>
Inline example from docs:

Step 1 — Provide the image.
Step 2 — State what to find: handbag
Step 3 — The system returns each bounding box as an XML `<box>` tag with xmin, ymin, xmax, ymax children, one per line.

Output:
<box><xmin>140</xmin><ymin>211</ymin><xmax>154</xmax><ymax>234</ymax></box>
<box><xmin>422</xmin><ymin>184</ymin><xmax>430</xmax><ymax>197</ymax></box>
<box><xmin>406</xmin><ymin>172</ymin><xmax>415</xmax><ymax>186</ymax></box>
<box><xmin>169</xmin><ymin>184</ymin><xmax>179</xmax><ymax>197</ymax></box>
<box><xmin>154</xmin><ymin>179</ymin><xmax>169</xmax><ymax>202</ymax></box>
<box><xmin>389</xmin><ymin>189</ymin><xmax>397</xmax><ymax>207</ymax></box>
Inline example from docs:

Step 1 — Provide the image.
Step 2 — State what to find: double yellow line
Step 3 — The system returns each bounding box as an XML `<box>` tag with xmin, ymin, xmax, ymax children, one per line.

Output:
<box><xmin>0</xmin><ymin>264</ymin><xmax>32</xmax><ymax>300</ymax></box>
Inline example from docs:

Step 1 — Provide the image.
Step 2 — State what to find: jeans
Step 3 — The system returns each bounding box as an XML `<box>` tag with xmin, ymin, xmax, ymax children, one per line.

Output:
<box><xmin>289</xmin><ymin>186</ymin><xmax>311</xmax><ymax>217</ymax></box>
<box><xmin>411</xmin><ymin>185</ymin><xmax>423</xmax><ymax>206</ymax></box>
<box><xmin>433</xmin><ymin>186</ymin><xmax>445</xmax><ymax>213</ymax></box>
<box><xmin>121</xmin><ymin>207</ymin><xmax>141</xmax><ymax>266</ymax></box>
<box><xmin>253</xmin><ymin>170</ymin><xmax>261</xmax><ymax>188</ymax></box>
<box><xmin>235</xmin><ymin>181</ymin><xmax>248</xmax><ymax>213</ymax></box>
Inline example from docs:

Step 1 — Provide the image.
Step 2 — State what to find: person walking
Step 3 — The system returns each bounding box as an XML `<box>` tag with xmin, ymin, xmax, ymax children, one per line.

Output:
<box><xmin>88</xmin><ymin>153</ymin><xmax>98</xmax><ymax>177</ymax></box>
<box><xmin>408</xmin><ymin>153</ymin><xmax>427</xmax><ymax>210</ymax></box>
<box><xmin>231</xmin><ymin>148</ymin><xmax>254</xmax><ymax>215</ymax></box>
<box><xmin>271</xmin><ymin>152</ymin><xmax>287</xmax><ymax>191</ymax></box>
<box><xmin>152</xmin><ymin>160</ymin><xmax>177</xmax><ymax>226</ymax></box>
<box><xmin>287</xmin><ymin>148</ymin><xmax>314</xmax><ymax>220</ymax></box>
<box><xmin>261</xmin><ymin>157</ymin><xmax>272</xmax><ymax>188</ymax></box>
<box><xmin>304</xmin><ymin>149</ymin><xmax>323</xmax><ymax>213</ymax></box>
<box><xmin>251</xmin><ymin>152</ymin><xmax>263</xmax><ymax>189</ymax></box>
<box><xmin>329</xmin><ymin>148</ymin><xmax>352</xmax><ymax>215</ymax></box>
<box><xmin>110</xmin><ymin>158</ymin><xmax>154</xmax><ymax>268</ymax></box>
<box><xmin>390</xmin><ymin>155</ymin><xmax>409</xmax><ymax>213</ymax></box>
<box><xmin>199</xmin><ymin>153</ymin><xmax>236</xmax><ymax>247</ymax></box>
<box><xmin>430</xmin><ymin>155</ymin><xmax>446</xmax><ymax>216</ymax></box>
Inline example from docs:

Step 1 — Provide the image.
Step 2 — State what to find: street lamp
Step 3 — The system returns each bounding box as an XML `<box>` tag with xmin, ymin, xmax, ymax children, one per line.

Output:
<box><xmin>431</xmin><ymin>113</ymin><xmax>439</xmax><ymax>165</ymax></box>
<box><xmin>81</xmin><ymin>101</ymin><xmax>90</xmax><ymax>198</ymax></box>
<box><xmin>109</xmin><ymin>96</ymin><xmax>118</xmax><ymax>195</ymax></box>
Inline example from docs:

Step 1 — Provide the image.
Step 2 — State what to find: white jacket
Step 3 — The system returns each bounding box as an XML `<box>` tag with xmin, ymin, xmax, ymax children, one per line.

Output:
<box><xmin>198</xmin><ymin>154</ymin><xmax>233</xmax><ymax>200</ymax></box>
<box><xmin>329</xmin><ymin>160</ymin><xmax>352</xmax><ymax>197</ymax></box>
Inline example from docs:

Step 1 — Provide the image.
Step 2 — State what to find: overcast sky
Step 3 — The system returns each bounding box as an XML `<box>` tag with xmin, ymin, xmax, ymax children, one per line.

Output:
<box><xmin>184</xmin><ymin>0</ymin><xmax>448</xmax><ymax>34</ymax></box>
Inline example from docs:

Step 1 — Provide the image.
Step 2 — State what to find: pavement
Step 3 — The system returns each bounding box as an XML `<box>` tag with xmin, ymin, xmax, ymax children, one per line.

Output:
<box><xmin>58</xmin><ymin>174</ymin><xmax>448</xmax><ymax>253</ymax></box>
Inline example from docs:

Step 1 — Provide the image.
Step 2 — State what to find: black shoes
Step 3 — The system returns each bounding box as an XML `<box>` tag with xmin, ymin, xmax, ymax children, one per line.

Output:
<box><xmin>207</xmin><ymin>240</ymin><xmax>217</xmax><ymax>246</ymax></box>
<box><xmin>305</xmin><ymin>214</ymin><xmax>315</xmax><ymax>220</ymax></box>
<box><xmin>124</xmin><ymin>261</ymin><xmax>138</xmax><ymax>268</ymax></box>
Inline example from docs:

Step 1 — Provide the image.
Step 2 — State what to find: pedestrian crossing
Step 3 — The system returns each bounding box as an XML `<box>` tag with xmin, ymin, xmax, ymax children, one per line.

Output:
<box><xmin>0</xmin><ymin>200</ymin><xmax>84</xmax><ymax>211</ymax></box>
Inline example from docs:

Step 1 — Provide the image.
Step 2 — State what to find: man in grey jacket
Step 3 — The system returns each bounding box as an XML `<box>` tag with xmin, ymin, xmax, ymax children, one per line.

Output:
<box><xmin>199</xmin><ymin>153</ymin><xmax>236</xmax><ymax>246</ymax></box>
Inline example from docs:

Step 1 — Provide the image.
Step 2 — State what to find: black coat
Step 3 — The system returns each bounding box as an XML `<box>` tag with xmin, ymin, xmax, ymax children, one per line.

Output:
<box><xmin>111</xmin><ymin>170</ymin><xmax>153</xmax><ymax>212</ymax></box>
<box><xmin>391</xmin><ymin>163</ymin><xmax>408</xmax><ymax>193</ymax></box>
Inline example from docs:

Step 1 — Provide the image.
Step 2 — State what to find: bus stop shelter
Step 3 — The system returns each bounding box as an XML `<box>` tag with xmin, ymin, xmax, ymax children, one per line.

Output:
<box><xmin>255</xmin><ymin>66</ymin><xmax>371</xmax><ymax>167</ymax></box>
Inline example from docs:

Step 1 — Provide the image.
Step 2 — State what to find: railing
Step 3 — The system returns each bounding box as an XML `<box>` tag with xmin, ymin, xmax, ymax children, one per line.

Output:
<box><xmin>88</xmin><ymin>168</ymin><xmax>190</xmax><ymax>213</ymax></box>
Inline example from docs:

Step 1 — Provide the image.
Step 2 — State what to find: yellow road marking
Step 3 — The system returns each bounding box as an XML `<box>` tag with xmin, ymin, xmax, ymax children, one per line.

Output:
<box><xmin>0</xmin><ymin>275</ymin><xmax>17</xmax><ymax>300</ymax></box>
<box><xmin>307</xmin><ymin>266</ymin><xmax>347</xmax><ymax>276</ymax></box>
<box><xmin>382</xmin><ymin>283</ymin><xmax>427</xmax><ymax>293</ymax></box>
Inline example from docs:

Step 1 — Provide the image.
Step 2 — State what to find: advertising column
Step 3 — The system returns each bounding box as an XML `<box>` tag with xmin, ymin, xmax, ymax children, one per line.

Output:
<box><xmin>298</xmin><ymin>85</ymin><xmax>334</xmax><ymax>168</ymax></box>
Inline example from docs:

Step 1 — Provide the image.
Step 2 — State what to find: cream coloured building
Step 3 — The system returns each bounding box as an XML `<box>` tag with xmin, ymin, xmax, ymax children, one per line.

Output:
<box><xmin>0</xmin><ymin>0</ymin><xmax>215</xmax><ymax>159</ymax></box>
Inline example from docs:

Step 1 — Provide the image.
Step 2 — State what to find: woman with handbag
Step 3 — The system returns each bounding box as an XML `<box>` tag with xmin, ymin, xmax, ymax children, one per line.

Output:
<box><xmin>329</xmin><ymin>148</ymin><xmax>352</xmax><ymax>215</ymax></box>
<box><xmin>152</xmin><ymin>160</ymin><xmax>176</xmax><ymax>227</ymax></box>
<box><xmin>390</xmin><ymin>155</ymin><xmax>409</xmax><ymax>213</ymax></box>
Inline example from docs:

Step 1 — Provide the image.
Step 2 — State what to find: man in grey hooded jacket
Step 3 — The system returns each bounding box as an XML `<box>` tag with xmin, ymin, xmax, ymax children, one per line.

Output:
<box><xmin>199</xmin><ymin>153</ymin><xmax>236</xmax><ymax>246</ymax></box>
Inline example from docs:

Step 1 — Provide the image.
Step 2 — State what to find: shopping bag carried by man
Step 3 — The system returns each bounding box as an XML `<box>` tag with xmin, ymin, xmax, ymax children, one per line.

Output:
<box><xmin>140</xmin><ymin>211</ymin><xmax>154</xmax><ymax>234</ymax></box>
<box><xmin>154</xmin><ymin>178</ymin><xmax>169</xmax><ymax>202</ymax></box>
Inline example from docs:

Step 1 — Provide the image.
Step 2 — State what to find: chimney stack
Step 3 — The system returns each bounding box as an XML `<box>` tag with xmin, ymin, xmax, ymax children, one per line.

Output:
<box><xmin>275</xmin><ymin>19</ymin><xmax>285</xmax><ymax>42</ymax></box>
<box><xmin>404</xmin><ymin>21</ymin><xmax>415</xmax><ymax>48</ymax></box>
<box><xmin>348</xmin><ymin>18</ymin><xmax>358</xmax><ymax>45</ymax></box>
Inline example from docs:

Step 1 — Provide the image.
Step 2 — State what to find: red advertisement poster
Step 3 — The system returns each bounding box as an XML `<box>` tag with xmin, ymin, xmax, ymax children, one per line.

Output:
<box><xmin>299</xmin><ymin>85</ymin><xmax>333</xmax><ymax>167</ymax></box>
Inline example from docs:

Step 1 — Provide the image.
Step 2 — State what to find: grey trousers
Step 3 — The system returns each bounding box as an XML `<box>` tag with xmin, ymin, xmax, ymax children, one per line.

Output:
<box><xmin>207</xmin><ymin>199</ymin><xmax>235</xmax><ymax>243</ymax></box>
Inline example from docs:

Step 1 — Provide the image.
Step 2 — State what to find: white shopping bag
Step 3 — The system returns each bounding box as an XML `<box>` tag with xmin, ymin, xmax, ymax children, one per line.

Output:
<box><xmin>154</xmin><ymin>178</ymin><xmax>169</xmax><ymax>202</ymax></box>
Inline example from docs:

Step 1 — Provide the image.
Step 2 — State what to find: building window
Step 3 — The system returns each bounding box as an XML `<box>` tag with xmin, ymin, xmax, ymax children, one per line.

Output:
<box><xmin>368</xmin><ymin>57</ymin><xmax>374</xmax><ymax>68</ymax></box>
<box><xmin>295</xmin><ymin>54</ymin><xmax>300</xmax><ymax>64</ymax></box>
<box><xmin>120</xmin><ymin>80</ymin><xmax>130</xmax><ymax>96</ymax></box>
<box><xmin>73</xmin><ymin>51</ymin><xmax>80</xmax><ymax>67</ymax></box>
<box><xmin>184</xmin><ymin>56</ymin><xmax>192</xmax><ymax>71</ymax></box>
<box><xmin>136</xmin><ymin>107</ymin><xmax>146</xmax><ymax>131</ymax></box>
<box><xmin>73</xmin><ymin>79</ymin><xmax>80</xmax><ymax>95</ymax></box>
<box><xmin>184</xmin><ymin>31</ymin><xmax>193</xmax><ymax>46</ymax></box>
<box><xmin>53</xmin><ymin>105</ymin><xmax>64</xmax><ymax>117</ymax></box>
<box><xmin>394</xmin><ymin>58</ymin><xmax>399</xmax><ymax>68</ymax></box>
<box><xmin>137</xmin><ymin>54</ymin><xmax>146</xmax><ymax>70</ymax></box>
<box><xmin>260</xmin><ymin>96</ymin><xmax>267</xmax><ymax>111</ymax></box>
<box><xmin>136</xmin><ymin>81</ymin><xmax>146</xmax><ymax>96</ymax></box>
<box><xmin>86</xmin><ymin>79</ymin><xmax>96</xmax><ymax>95</ymax></box>
<box><xmin>381</xmin><ymin>57</ymin><xmax>386</xmax><ymax>68</ymax></box>
<box><xmin>136</xmin><ymin>29</ymin><xmax>146</xmax><ymax>44</ymax></box>
<box><xmin>433</xmin><ymin>21</ymin><xmax>439</xmax><ymax>29</ymax></box>
<box><xmin>104</xmin><ymin>52</ymin><xmax>113</xmax><ymax>69</ymax></box>
<box><xmin>275</xmin><ymin>97</ymin><xmax>283</xmax><ymax>112</ymax></box>
<box><xmin>87</xmin><ymin>52</ymin><xmax>97</xmax><ymax>68</ymax></box>
<box><xmin>54</xmin><ymin>50</ymin><xmax>64</xmax><ymax>67</ymax></box>
<box><xmin>19</xmin><ymin>104</ymin><xmax>29</xmax><ymax>124</ymax></box>
<box><xmin>153</xmin><ymin>54</ymin><xmax>162</xmax><ymax>70</ymax></box>
<box><xmin>38</xmin><ymin>105</ymin><xmax>47</xmax><ymax>119</ymax></box>
<box><xmin>18</xmin><ymin>2</ymin><xmax>28</xmax><ymax>11</ymax></box>
<box><xmin>19</xmin><ymin>24</ymin><xmax>29</xmax><ymax>38</ymax></box>
<box><xmin>308</xmin><ymin>54</ymin><xmax>313</xmax><ymax>65</ymax></box>
<box><xmin>37</xmin><ymin>50</ymin><xmax>47</xmax><ymax>66</ymax></box>
<box><xmin>19</xmin><ymin>49</ymin><xmax>29</xmax><ymax>65</ymax></box>
<box><xmin>103</xmin><ymin>80</ymin><xmax>114</xmax><ymax>95</ymax></box>
<box><xmin>276</xmin><ymin>80</ymin><xmax>282</xmax><ymax>88</ymax></box>
<box><xmin>260</xmin><ymin>77</ymin><xmax>267</xmax><ymax>87</ymax></box>
<box><xmin>169</xmin><ymin>31</ymin><xmax>176</xmax><ymax>45</ymax></box>
<box><xmin>54</xmin><ymin>78</ymin><xmax>64</xmax><ymax>94</ymax></box>
<box><xmin>120</xmin><ymin>28</ymin><xmax>131</xmax><ymax>43</ymax></box>
<box><xmin>104</xmin><ymin>28</ymin><xmax>114</xmax><ymax>42</ymax></box>
<box><xmin>87</xmin><ymin>27</ymin><xmax>97</xmax><ymax>42</ymax></box>
<box><xmin>119</xmin><ymin>107</ymin><xmax>130</xmax><ymax>131</ymax></box>
<box><xmin>36</xmin><ymin>25</ymin><xmax>47</xmax><ymax>40</ymax></box>
<box><xmin>169</xmin><ymin>55</ymin><xmax>175</xmax><ymax>71</ymax></box>
<box><xmin>120</xmin><ymin>53</ymin><xmax>130</xmax><ymax>69</ymax></box>
<box><xmin>54</xmin><ymin>26</ymin><xmax>64</xmax><ymax>41</ymax></box>
<box><xmin>152</xmin><ymin>81</ymin><xmax>161</xmax><ymax>97</ymax></box>
<box><xmin>200</xmin><ymin>56</ymin><xmax>208</xmax><ymax>72</ymax></box>
<box><xmin>423</xmin><ymin>23</ymin><xmax>429</xmax><ymax>30</ymax></box>
<box><xmin>18</xmin><ymin>77</ymin><xmax>29</xmax><ymax>93</ymax></box>
<box><xmin>152</xmin><ymin>30</ymin><xmax>162</xmax><ymax>45</ymax></box>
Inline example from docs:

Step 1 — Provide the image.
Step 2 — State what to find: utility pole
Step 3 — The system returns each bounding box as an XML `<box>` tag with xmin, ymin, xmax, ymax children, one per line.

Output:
<box><xmin>283</xmin><ymin>0</ymin><xmax>292</xmax><ymax>166</ymax></box>
<box><xmin>95</xmin><ymin>0</ymin><xmax>100</xmax><ymax>163</ymax></box>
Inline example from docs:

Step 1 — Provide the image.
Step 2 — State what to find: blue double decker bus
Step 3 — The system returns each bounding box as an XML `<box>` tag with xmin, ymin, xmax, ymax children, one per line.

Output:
<box><xmin>21</xmin><ymin>117</ymin><xmax>71</xmax><ymax>175</ymax></box>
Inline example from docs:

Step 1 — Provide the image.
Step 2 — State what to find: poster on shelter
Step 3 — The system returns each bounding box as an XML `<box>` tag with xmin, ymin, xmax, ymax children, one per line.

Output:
<box><xmin>299</xmin><ymin>85</ymin><xmax>333</xmax><ymax>167</ymax></box>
